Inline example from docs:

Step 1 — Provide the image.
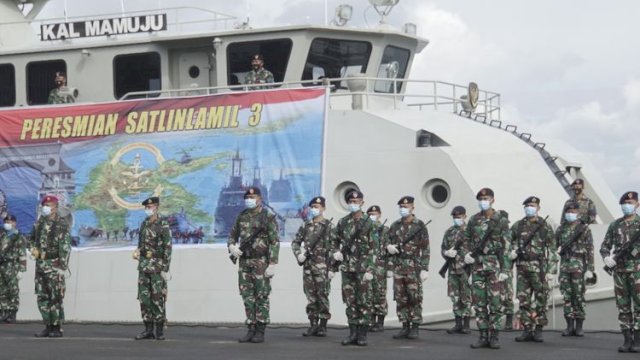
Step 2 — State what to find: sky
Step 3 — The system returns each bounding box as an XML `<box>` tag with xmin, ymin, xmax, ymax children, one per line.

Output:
<box><xmin>36</xmin><ymin>0</ymin><xmax>640</xmax><ymax>196</ymax></box>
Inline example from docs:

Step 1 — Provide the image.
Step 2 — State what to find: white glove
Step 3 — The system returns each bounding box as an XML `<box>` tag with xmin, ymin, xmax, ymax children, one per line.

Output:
<box><xmin>464</xmin><ymin>253</ymin><xmax>475</xmax><ymax>264</ymax></box>
<box><xmin>55</xmin><ymin>268</ymin><xmax>66</xmax><ymax>277</ymax></box>
<box><xmin>509</xmin><ymin>250</ymin><xmax>518</xmax><ymax>260</ymax></box>
<box><xmin>585</xmin><ymin>270</ymin><xmax>594</xmax><ymax>279</ymax></box>
<box><xmin>386</xmin><ymin>270</ymin><xmax>393</xmax><ymax>278</ymax></box>
<box><xmin>328</xmin><ymin>271</ymin><xmax>335</xmax><ymax>280</ymax></box>
<box><xmin>161</xmin><ymin>271</ymin><xmax>169</xmax><ymax>281</ymax></box>
<box><xmin>604</xmin><ymin>256</ymin><xmax>616</xmax><ymax>268</ymax></box>
<box><xmin>545</xmin><ymin>273</ymin><xmax>555</xmax><ymax>282</ymax></box>
<box><xmin>420</xmin><ymin>270</ymin><xmax>429</xmax><ymax>282</ymax></box>
<box><xmin>386</xmin><ymin>244</ymin><xmax>399</xmax><ymax>255</ymax></box>
<box><xmin>363</xmin><ymin>272</ymin><xmax>374</xmax><ymax>281</ymax></box>
<box><xmin>229</xmin><ymin>244</ymin><xmax>243</xmax><ymax>258</ymax></box>
<box><xmin>297</xmin><ymin>253</ymin><xmax>306</xmax><ymax>264</ymax></box>
<box><xmin>16</xmin><ymin>273</ymin><xmax>21</xmax><ymax>280</ymax></box>
<box><xmin>498</xmin><ymin>272</ymin><xmax>509</xmax><ymax>282</ymax></box>
<box><xmin>445</xmin><ymin>248</ymin><xmax>457</xmax><ymax>258</ymax></box>
<box><xmin>557</xmin><ymin>246</ymin><xmax>562</xmax><ymax>254</ymax></box>
<box><xmin>332</xmin><ymin>251</ymin><xmax>344</xmax><ymax>262</ymax></box>
<box><xmin>265</xmin><ymin>265</ymin><xmax>276</xmax><ymax>278</ymax></box>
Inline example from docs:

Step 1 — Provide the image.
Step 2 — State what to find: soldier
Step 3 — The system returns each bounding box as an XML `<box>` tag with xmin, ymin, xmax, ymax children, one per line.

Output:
<box><xmin>228</xmin><ymin>187</ymin><xmax>280</xmax><ymax>344</ymax></box>
<box><xmin>47</xmin><ymin>71</ymin><xmax>76</xmax><ymax>104</ymax></box>
<box><xmin>244</xmin><ymin>54</ymin><xmax>275</xmax><ymax>90</ymax></box>
<box><xmin>367</xmin><ymin>205</ymin><xmax>391</xmax><ymax>333</ymax></box>
<box><xmin>556</xmin><ymin>201</ymin><xmax>594</xmax><ymax>338</ymax></box>
<box><xmin>29</xmin><ymin>195</ymin><xmax>71</xmax><ymax>338</ymax></box>
<box><xmin>132</xmin><ymin>196</ymin><xmax>172</xmax><ymax>341</ymax></box>
<box><xmin>292</xmin><ymin>196</ymin><xmax>333</xmax><ymax>337</ymax></box>
<box><xmin>509</xmin><ymin>196</ymin><xmax>557</xmax><ymax>343</ymax></box>
<box><xmin>386</xmin><ymin>196</ymin><xmax>430</xmax><ymax>340</ymax></box>
<box><xmin>0</xmin><ymin>215</ymin><xmax>26</xmax><ymax>323</ymax></box>
<box><xmin>561</xmin><ymin>179</ymin><xmax>597</xmax><ymax>225</ymax></box>
<box><xmin>600</xmin><ymin>191</ymin><xmax>640</xmax><ymax>352</ymax></box>
<box><xmin>332</xmin><ymin>190</ymin><xmax>376</xmax><ymax>346</ymax></box>
<box><xmin>442</xmin><ymin>205</ymin><xmax>472</xmax><ymax>334</ymax></box>
<box><xmin>463</xmin><ymin>188</ymin><xmax>511</xmax><ymax>349</ymax></box>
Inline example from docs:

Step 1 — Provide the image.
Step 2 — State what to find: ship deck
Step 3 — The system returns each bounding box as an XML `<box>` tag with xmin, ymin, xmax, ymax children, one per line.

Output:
<box><xmin>0</xmin><ymin>322</ymin><xmax>628</xmax><ymax>360</ymax></box>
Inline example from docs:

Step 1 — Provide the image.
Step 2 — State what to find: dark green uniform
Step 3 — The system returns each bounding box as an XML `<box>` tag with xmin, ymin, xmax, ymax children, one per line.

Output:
<box><xmin>371</xmin><ymin>221</ymin><xmax>391</xmax><ymax>324</ymax></box>
<box><xmin>441</xmin><ymin>224</ymin><xmax>471</xmax><ymax>319</ymax></box>
<box><xmin>0</xmin><ymin>229</ymin><xmax>26</xmax><ymax>319</ymax></box>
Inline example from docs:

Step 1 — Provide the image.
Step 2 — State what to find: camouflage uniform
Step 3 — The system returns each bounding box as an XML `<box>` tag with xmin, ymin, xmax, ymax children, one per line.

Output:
<box><xmin>371</xmin><ymin>221</ymin><xmax>391</xmax><ymax>322</ymax></box>
<box><xmin>47</xmin><ymin>87</ymin><xmax>75</xmax><ymax>104</ymax></box>
<box><xmin>0</xmin><ymin>229</ymin><xmax>26</xmax><ymax>317</ymax></box>
<box><xmin>441</xmin><ymin>224</ymin><xmax>471</xmax><ymax>319</ymax></box>
<box><xmin>561</xmin><ymin>195</ymin><xmax>597</xmax><ymax>225</ymax></box>
<box><xmin>556</xmin><ymin>222</ymin><xmax>594</xmax><ymax>321</ymax></box>
<box><xmin>244</xmin><ymin>69</ymin><xmax>274</xmax><ymax>90</ymax></box>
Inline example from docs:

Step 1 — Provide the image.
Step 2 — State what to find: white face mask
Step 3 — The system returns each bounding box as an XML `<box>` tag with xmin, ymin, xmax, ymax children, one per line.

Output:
<box><xmin>399</xmin><ymin>207</ymin><xmax>411</xmax><ymax>218</ymax></box>
<box><xmin>453</xmin><ymin>218</ymin><xmax>464</xmax><ymax>227</ymax></box>
<box><xmin>524</xmin><ymin>206</ymin><xmax>537</xmax><ymax>218</ymax></box>
<box><xmin>41</xmin><ymin>206</ymin><xmax>52</xmax><ymax>216</ymax></box>
<box><xmin>309</xmin><ymin>207</ymin><xmax>321</xmax><ymax>218</ymax></box>
<box><xmin>478</xmin><ymin>200</ymin><xmax>491</xmax><ymax>211</ymax></box>
<box><xmin>348</xmin><ymin>203</ymin><xmax>361</xmax><ymax>213</ymax></box>
<box><xmin>245</xmin><ymin>198</ymin><xmax>257</xmax><ymax>209</ymax></box>
<box><xmin>144</xmin><ymin>209</ymin><xmax>154</xmax><ymax>217</ymax></box>
<box><xmin>369</xmin><ymin>215</ymin><xmax>378</xmax><ymax>222</ymax></box>
<box><xmin>3</xmin><ymin>223</ymin><xmax>13</xmax><ymax>231</ymax></box>
<box><xmin>622</xmin><ymin>203</ymin><xmax>636</xmax><ymax>216</ymax></box>
<box><xmin>564</xmin><ymin>212</ymin><xmax>578</xmax><ymax>223</ymax></box>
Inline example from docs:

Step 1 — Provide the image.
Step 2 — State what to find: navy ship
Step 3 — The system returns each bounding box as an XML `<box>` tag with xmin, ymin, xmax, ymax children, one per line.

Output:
<box><xmin>212</xmin><ymin>149</ymin><xmax>246</xmax><ymax>237</ymax></box>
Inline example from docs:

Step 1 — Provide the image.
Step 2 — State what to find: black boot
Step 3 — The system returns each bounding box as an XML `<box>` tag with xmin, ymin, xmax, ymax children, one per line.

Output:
<box><xmin>302</xmin><ymin>319</ymin><xmax>318</xmax><ymax>337</ymax></box>
<box><xmin>0</xmin><ymin>310</ymin><xmax>7</xmax><ymax>322</ymax></box>
<box><xmin>461</xmin><ymin>316</ymin><xmax>471</xmax><ymax>334</ymax></box>
<box><xmin>134</xmin><ymin>321</ymin><xmax>155</xmax><ymax>340</ymax></box>
<box><xmin>488</xmin><ymin>330</ymin><xmax>500</xmax><ymax>349</ymax></box>
<box><xmin>356</xmin><ymin>325</ymin><xmax>368</xmax><ymax>346</ymax></box>
<box><xmin>251</xmin><ymin>323</ymin><xmax>266</xmax><ymax>343</ymax></box>
<box><xmin>515</xmin><ymin>326</ymin><xmax>533</xmax><ymax>342</ymax></box>
<box><xmin>532</xmin><ymin>325</ymin><xmax>544</xmax><ymax>343</ymax></box>
<box><xmin>238</xmin><ymin>324</ymin><xmax>255</xmax><ymax>343</ymax></box>
<box><xmin>35</xmin><ymin>325</ymin><xmax>51</xmax><ymax>338</ymax></box>
<box><xmin>447</xmin><ymin>316</ymin><xmax>463</xmax><ymax>334</ymax></box>
<box><xmin>470</xmin><ymin>330</ymin><xmax>489</xmax><ymax>349</ymax></box>
<box><xmin>342</xmin><ymin>324</ymin><xmax>358</xmax><ymax>345</ymax></box>
<box><xmin>630</xmin><ymin>329</ymin><xmax>640</xmax><ymax>353</ymax></box>
<box><xmin>315</xmin><ymin>319</ymin><xmax>328</xmax><ymax>337</ymax></box>
<box><xmin>504</xmin><ymin>314</ymin><xmax>513</xmax><ymax>331</ymax></box>
<box><xmin>370</xmin><ymin>315</ymin><xmax>385</xmax><ymax>332</ymax></box>
<box><xmin>574</xmin><ymin>318</ymin><xmax>584</xmax><ymax>337</ymax></box>
<box><xmin>407</xmin><ymin>322</ymin><xmax>419</xmax><ymax>339</ymax></box>
<box><xmin>4</xmin><ymin>310</ymin><xmax>16</xmax><ymax>324</ymax></box>
<box><xmin>49</xmin><ymin>324</ymin><xmax>63</xmax><ymax>338</ymax></box>
<box><xmin>393</xmin><ymin>322</ymin><xmax>410</xmax><ymax>339</ymax></box>
<box><xmin>155</xmin><ymin>321</ymin><xmax>165</xmax><ymax>341</ymax></box>
<box><xmin>619</xmin><ymin>329</ymin><xmax>632</xmax><ymax>353</ymax></box>
<box><xmin>561</xmin><ymin>317</ymin><xmax>574</xmax><ymax>337</ymax></box>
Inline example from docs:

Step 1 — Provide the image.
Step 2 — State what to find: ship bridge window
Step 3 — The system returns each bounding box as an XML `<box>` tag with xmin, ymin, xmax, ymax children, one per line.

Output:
<box><xmin>0</xmin><ymin>64</ymin><xmax>15</xmax><ymax>107</ymax></box>
<box><xmin>114</xmin><ymin>52</ymin><xmax>161</xmax><ymax>99</ymax></box>
<box><xmin>227</xmin><ymin>38</ymin><xmax>293</xmax><ymax>90</ymax></box>
<box><xmin>374</xmin><ymin>46</ymin><xmax>410</xmax><ymax>93</ymax></box>
<box><xmin>302</xmin><ymin>38</ymin><xmax>372</xmax><ymax>89</ymax></box>
<box><xmin>26</xmin><ymin>60</ymin><xmax>66</xmax><ymax>105</ymax></box>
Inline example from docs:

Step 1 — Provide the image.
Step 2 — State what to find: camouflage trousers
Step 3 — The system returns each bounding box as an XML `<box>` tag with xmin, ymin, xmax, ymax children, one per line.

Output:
<box><xmin>239</xmin><ymin>259</ymin><xmax>271</xmax><ymax>324</ymax></box>
<box><xmin>503</xmin><ymin>269</ymin><xmax>514</xmax><ymax>316</ymax></box>
<box><xmin>138</xmin><ymin>272</ymin><xmax>167</xmax><ymax>322</ymax></box>
<box><xmin>341</xmin><ymin>271</ymin><xmax>372</xmax><ymax>326</ymax></box>
<box><xmin>516</xmin><ymin>268</ymin><xmax>549</xmax><ymax>326</ymax></box>
<box><xmin>393</xmin><ymin>271</ymin><xmax>423</xmax><ymax>324</ymax></box>
<box><xmin>559</xmin><ymin>270</ymin><xmax>586</xmax><ymax>319</ymax></box>
<box><xmin>0</xmin><ymin>265</ymin><xmax>19</xmax><ymax>311</ymax></box>
<box><xmin>613</xmin><ymin>271</ymin><xmax>640</xmax><ymax>330</ymax></box>
<box><xmin>471</xmin><ymin>270</ymin><xmax>503</xmax><ymax>331</ymax></box>
<box><xmin>371</xmin><ymin>260</ymin><xmax>388</xmax><ymax>316</ymax></box>
<box><xmin>302</xmin><ymin>264</ymin><xmax>331</xmax><ymax>320</ymax></box>
<box><xmin>447</xmin><ymin>271</ymin><xmax>471</xmax><ymax>317</ymax></box>
<box><xmin>35</xmin><ymin>270</ymin><xmax>65</xmax><ymax>326</ymax></box>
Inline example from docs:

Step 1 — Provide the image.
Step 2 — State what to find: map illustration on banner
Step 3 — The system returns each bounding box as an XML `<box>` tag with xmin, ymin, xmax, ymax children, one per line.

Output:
<box><xmin>0</xmin><ymin>88</ymin><xmax>326</xmax><ymax>247</ymax></box>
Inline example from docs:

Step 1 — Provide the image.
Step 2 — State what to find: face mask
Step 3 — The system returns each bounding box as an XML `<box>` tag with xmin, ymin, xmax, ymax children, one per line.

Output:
<box><xmin>453</xmin><ymin>218</ymin><xmax>464</xmax><ymax>227</ymax></box>
<box><xmin>252</xmin><ymin>64</ymin><xmax>261</xmax><ymax>71</ymax></box>
<box><xmin>309</xmin><ymin>208</ymin><xmax>321</xmax><ymax>218</ymax></box>
<box><xmin>574</xmin><ymin>188</ymin><xmax>583</xmax><ymax>195</ymax></box>
<box><xmin>245</xmin><ymin>198</ymin><xmax>257</xmax><ymax>209</ymax></box>
<box><xmin>369</xmin><ymin>215</ymin><xmax>378</xmax><ymax>222</ymax></box>
<box><xmin>622</xmin><ymin>203</ymin><xmax>636</xmax><ymax>216</ymax></box>
<box><xmin>478</xmin><ymin>200</ymin><xmax>491</xmax><ymax>211</ymax></box>
<box><xmin>55</xmin><ymin>80</ymin><xmax>64</xmax><ymax>86</ymax></box>
<box><xmin>399</xmin><ymin>207</ymin><xmax>411</xmax><ymax>218</ymax></box>
<box><xmin>144</xmin><ymin>209</ymin><xmax>154</xmax><ymax>217</ymax></box>
<box><xmin>348</xmin><ymin>203</ymin><xmax>361</xmax><ymax>213</ymax></box>
<box><xmin>3</xmin><ymin>223</ymin><xmax>13</xmax><ymax>231</ymax></box>
<box><xmin>564</xmin><ymin>213</ymin><xmax>578</xmax><ymax>222</ymax></box>
<box><xmin>41</xmin><ymin>206</ymin><xmax>52</xmax><ymax>216</ymax></box>
<box><xmin>524</xmin><ymin>206</ymin><xmax>537</xmax><ymax>217</ymax></box>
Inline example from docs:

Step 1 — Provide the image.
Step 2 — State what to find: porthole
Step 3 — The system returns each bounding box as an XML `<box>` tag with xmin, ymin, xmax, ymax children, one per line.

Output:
<box><xmin>422</xmin><ymin>178</ymin><xmax>450</xmax><ymax>208</ymax></box>
<box><xmin>334</xmin><ymin>181</ymin><xmax>360</xmax><ymax>211</ymax></box>
<box><xmin>188</xmin><ymin>66</ymin><xmax>200</xmax><ymax>79</ymax></box>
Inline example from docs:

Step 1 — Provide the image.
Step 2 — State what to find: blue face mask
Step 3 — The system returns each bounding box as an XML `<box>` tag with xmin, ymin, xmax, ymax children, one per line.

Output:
<box><xmin>41</xmin><ymin>206</ymin><xmax>52</xmax><ymax>216</ymax></box>
<box><xmin>524</xmin><ymin>206</ymin><xmax>537</xmax><ymax>218</ymax></box>
<box><xmin>453</xmin><ymin>218</ymin><xmax>464</xmax><ymax>227</ymax></box>
<box><xmin>564</xmin><ymin>212</ymin><xmax>578</xmax><ymax>222</ymax></box>
<box><xmin>3</xmin><ymin>223</ymin><xmax>13</xmax><ymax>232</ymax></box>
<box><xmin>309</xmin><ymin>207</ymin><xmax>321</xmax><ymax>218</ymax></box>
<box><xmin>478</xmin><ymin>200</ymin><xmax>491</xmax><ymax>211</ymax></box>
<box><xmin>245</xmin><ymin>198</ymin><xmax>257</xmax><ymax>209</ymax></box>
<box><xmin>348</xmin><ymin>203</ymin><xmax>361</xmax><ymax>213</ymax></box>
<box><xmin>622</xmin><ymin>203</ymin><xmax>636</xmax><ymax>216</ymax></box>
<box><xmin>368</xmin><ymin>215</ymin><xmax>378</xmax><ymax>222</ymax></box>
<box><xmin>144</xmin><ymin>209</ymin><xmax>154</xmax><ymax>217</ymax></box>
<box><xmin>399</xmin><ymin>207</ymin><xmax>411</xmax><ymax>218</ymax></box>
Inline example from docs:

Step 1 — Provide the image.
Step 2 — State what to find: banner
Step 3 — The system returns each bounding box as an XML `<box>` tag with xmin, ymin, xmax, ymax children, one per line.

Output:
<box><xmin>0</xmin><ymin>88</ymin><xmax>326</xmax><ymax>247</ymax></box>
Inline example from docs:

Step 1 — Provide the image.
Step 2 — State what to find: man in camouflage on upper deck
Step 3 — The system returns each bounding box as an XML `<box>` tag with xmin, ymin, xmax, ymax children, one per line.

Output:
<box><xmin>509</xmin><ymin>196</ymin><xmax>557</xmax><ymax>343</ymax></box>
<box><xmin>556</xmin><ymin>201</ymin><xmax>594</xmax><ymax>338</ymax></box>
<box><xmin>133</xmin><ymin>196</ymin><xmax>172</xmax><ymax>341</ymax></box>
<box><xmin>463</xmin><ymin>188</ymin><xmax>511</xmax><ymax>349</ymax></box>
<box><xmin>244</xmin><ymin>54</ymin><xmax>274</xmax><ymax>90</ymax></box>
<box><xmin>0</xmin><ymin>214</ymin><xmax>26</xmax><ymax>323</ymax></box>
<box><xmin>29</xmin><ymin>195</ymin><xmax>71</xmax><ymax>338</ymax></box>
<box><xmin>386</xmin><ymin>196</ymin><xmax>430</xmax><ymax>340</ymax></box>
<box><xmin>367</xmin><ymin>205</ymin><xmax>391</xmax><ymax>333</ymax></box>
<box><xmin>600</xmin><ymin>191</ymin><xmax>640</xmax><ymax>352</ymax></box>
<box><xmin>442</xmin><ymin>205</ymin><xmax>472</xmax><ymax>334</ymax></box>
<box><xmin>47</xmin><ymin>71</ymin><xmax>76</xmax><ymax>104</ymax></box>
<box><xmin>228</xmin><ymin>187</ymin><xmax>280</xmax><ymax>344</ymax></box>
<box><xmin>292</xmin><ymin>196</ymin><xmax>333</xmax><ymax>337</ymax></box>
<box><xmin>332</xmin><ymin>190</ymin><xmax>377</xmax><ymax>346</ymax></box>
<box><xmin>561</xmin><ymin>179</ymin><xmax>597</xmax><ymax>225</ymax></box>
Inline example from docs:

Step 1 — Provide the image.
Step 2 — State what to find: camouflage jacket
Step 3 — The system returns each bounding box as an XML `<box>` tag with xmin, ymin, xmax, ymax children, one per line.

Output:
<box><xmin>561</xmin><ymin>195</ymin><xmax>596</xmax><ymax>225</ymax></box>
<box><xmin>388</xmin><ymin>216</ymin><xmax>430</xmax><ymax>274</ymax></box>
<box><xmin>510</xmin><ymin>216</ymin><xmax>557</xmax><ymax>274</ymax></box>
<box><xmin>556</xmin><ymin>222</ymin><xmax>594</xmax><ymax>273</ymax></box>
<box><xmin>441</xmin><ymin>224</ymin><xmax>468</xmax><ymax>274</ymax></box>
<box><xmin>47</xmin><ymin>87</ymin><xmax>75</xmax><ymax>104</ymax></box>
<box><xmin>0</xmin><ymin>230</ymin><xmax>26</xmax><ymax>272</ymax></box>
<box><xmin>463</xmin><ymin>210</ymin><xmax>511</xmax><ymax>273</ymax></box>
<box><xmin>333</xmin><ymin>213</ymin><xmax>377</xmax><ymax>273</ymax></box>
<box><xmin>137</xmin><ymin>216</ymin><xmax>172</xmax><ymax>273</ymax></box>
<box><xmin>29</xmin><ymin>215</ymin><xmax>72</xmax><ymax>272</ymax></box>
<box><xmin>244</xmin><ymin>69</ymin><xmax>274</xmax><ymax>89</ymax></box>
<box><xmin>600</xmin><ymin>215</ymin><xmax>640</xmax><ymax>273</ymax></box>
<box><xmin>228</xmin><ymin>207</ymin><xmax>280</xmax><ymax>265</ymax></box>
<box><xmin>292</xmin><ymin>218</ymin><xmax>333</xmax><ymax>269</ymax></box>
<box><xmin>373</xmin><ymin>221</ymin><xmax>392</xmax><ymax>270</ymax></box>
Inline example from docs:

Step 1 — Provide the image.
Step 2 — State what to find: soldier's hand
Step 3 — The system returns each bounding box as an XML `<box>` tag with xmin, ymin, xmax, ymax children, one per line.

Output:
<box><xmin>509</xmin><ymin>250</ymin><xmax>518</xmax><ymax>260</ymax></box>
<box><xmin>386</xmin><ymin>270</ymin><xmax>393</xmax><ymax>278</ymax></box>
<box><xmin>497</xmin><ymin>272</ymin><xmax>509</xmax><ymax>282</ymax></box>
<box><xmin>161</xmin><ymin>271</ymin><xmax>169</xmax><ymax>281</ymax></box>
<box><xmin>464</xmin><ymin>253</ymin><xmax>475</xmax><ymax>264</ymax></box>
<box><xmin>132</xmin><ymin>249</ymin><xmax>140</xmax><ymax>260</ymax></box>
<box><xmin>545</xmin><ymin>273</ymin><xmax>555</xmax><ymax>282</ymax></box>
<box><xmin>557</xmin><ymin>246</ymin><xmax>562</xmax><ymax>254</ymax></box>
<box><xmin>420</xmin><ymin>270</ymin><xmax>429</xmax><ymax>282</ymax></box>
<box><xmin>229</xmin><ymin>244</ymin><xmax>243</xmax><ymax>258</ymax></box>
<box><xmin>16</xmin><ymin>273</ymin><xmax>21</xmax><ymax>280</ymax></box>
<box><xmin>386</xmin><ymin>244</ymin><xmax>399</xmax><ymax>255</ymax></box>
<box><xmin>585</xmin><ymin>270</ymin><xmax>594</xmax><ymax>279</ymax></box>
<box><xmin>363</xmin><ymin>272</ymin><xmax>374</xmax><ymax>281</ymax></box>
<box><xmin>332</xmin><ymin>251</ymin><xmax>343</xmax><ymax>262</ymax></box>
<box><xmin>328</xmin><ymin>271</ymin><xmax>335</xmax><ymax>280</ymax></box>
<box><xmin>296</xmin><ymin>253</ymin><xmax>306</xmax><ymax>264</ymax></box>
<box><xmin>55</xmin><ymin>268</ymin><xmax>66</xmax><ymax>277</ymax></box>
<box><xmin>265</xmin><ymin>265</ymin><xmax>276</xmax><ymax>278</ymax></box>
<box><xmin>444</xmin><ymin>248</ymin><xmax>457</xmax><ymax>258</ymax></box>
<box><xmin>30</xmin><ymin>248</ymin><xmax>39</xmax><ymax>259</ymax></box>
<box><xmin>604</xmin><ymin>256</ymin><xmax>616</xmax><ymax>268</ymax></box>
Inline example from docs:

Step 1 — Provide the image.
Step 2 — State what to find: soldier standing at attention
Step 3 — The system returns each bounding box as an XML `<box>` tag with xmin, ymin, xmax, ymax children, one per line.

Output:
<box><xmin>0</xmin><ymin>215</ymin><xmax>26</xmax><ymax>323</ymax></box>
<box><xmin>132</xmin><ymin>196</ymin><xmax>172</xmax><ymax>341</ymax></box>
<box><xmin>30</xmin><ymin>195</ymin><xmax>71</xmax><ymax>338</ymax></box>
<box><xmin>386</xmin><ymin>196</ymin><xmax>430</xmax><ymax>340</ymax></box>
<box><xmin>556</xmin><ymin>201</ymin><xmax>594</xmax><ymax>338</ymax></box>
<box><xmin>228</xmin><ymin>187</ymin><xmax>279</xmax><ymax>344</ymax></box>
<box><xmin>244</xmin><ymin>54</ymin><xmax>274</xmax><ymax>90</ymax></box>
<box><xmin>561</xmin><ymin>179</ymin><xmax>597</xmax><ymax>225</ymax></box>
<box><xmin>47</xmin><ymin>72</ymin><xmax>76</xmax><ymax>104</ymax></box>
<box><xmin>442</xmin><ymin>206</ymin><xmax>472</xmax><ymax>334</ymax></box>
<box><xmin>367</xmin><ymin>205</ymin><xmax>391</xmax><ymax>333</ymax></box>
<box><xmin>292</xmin><ymin>196</ymin><xmax>333</xmax><ymax>337</ymax></box>
<box><xmin>463</xmin><ymin>188</ymin><xmax>511</xmax><ymax>349</ymax></box>
<box><xmin>509</xmin><ymin>196</ymin><xmax>557</xmax><ymax>343</ymax></box>
<box><xmin>601</xmin><ymin>191</ymin><xmax>640</xmax><ymax>352</ymax></box>
<box><xmin>332</xmin><ymin>190</ymin><xmax>376</xmax><ymax>346</ymax></box>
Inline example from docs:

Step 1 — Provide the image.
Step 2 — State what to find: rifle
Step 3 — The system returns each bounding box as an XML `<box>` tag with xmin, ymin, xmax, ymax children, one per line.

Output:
<box><xmin>604</xmin><ymin>227</ymin><xmax>640</xmax><ymax>276</ymax></box>
<box><xmin>438</xmin><ymin>233</ymin><xmax>465</xmax><ymax>279</ymax></box>
<box><xmin>558</xmin><ymin>220</ymin><xmax>593</xmax><ymax>258</ymax></box>
<box><xmin>298</xmin><ymin>218</ymin><xmax>333</xmax><ymax>266</ymax></box>
<box><xmin>514</xmin><ymin>215</ymin><xmax>550</xmax><ymax>263</ymax></box>
<box><xmin>229</xmin><ymin>211</ymin><xmax>268</xmax><ymax>265</ymax></box>
<box><xmin>394</xmin><ymin>220</ymin><xmax>431</xmax><ymax>256</ymax></box>
<box><xmin>337</xmin><ymin>219</ymin><xmax>365</xmax><ymax>263</ymax></box>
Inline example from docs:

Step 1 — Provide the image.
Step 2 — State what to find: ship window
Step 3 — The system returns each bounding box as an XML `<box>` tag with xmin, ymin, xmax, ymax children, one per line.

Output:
<box><xmin>114</xmin><ymin>52</ymin><xmax>161</xmax><ymax>99</ymax></box>
<box><xmin>0</xmin><ymin>64</ymin><xmax>15</xmax><ymax>107</ymax></box>
<box><xmin>227</xmin><ymin>38</ymin><xmax>292</xmax><ymax>90</ymax></box>
<box><xmin>375</xmin><ymin>46</ymin><xmax>410</xmax><ymax>93</ymax></box>
<box><xmin>26</xmin><ymin>59</ymin><xmax>66</xmax><ymax>105</ymax></box>
<box><xmin>302</xmin><ymin>38</ymin><xmax>372</xmax><ymax>89</ymax></box>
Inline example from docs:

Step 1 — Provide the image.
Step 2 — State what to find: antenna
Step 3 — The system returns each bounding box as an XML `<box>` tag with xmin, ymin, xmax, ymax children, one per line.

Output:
<box><xmin>368</xmin><ymin>0</ymin><xmax>399</xmax><ymax>25</ymax></box>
